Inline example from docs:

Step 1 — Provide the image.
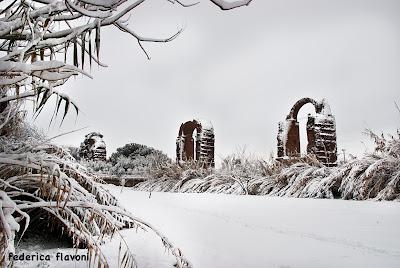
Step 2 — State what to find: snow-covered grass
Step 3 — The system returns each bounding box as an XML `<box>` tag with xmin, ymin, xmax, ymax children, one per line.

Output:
<box><xmin>134</xmin><ymin>130</ymin><xmax>400</xmax><ymax>201</ymax></box>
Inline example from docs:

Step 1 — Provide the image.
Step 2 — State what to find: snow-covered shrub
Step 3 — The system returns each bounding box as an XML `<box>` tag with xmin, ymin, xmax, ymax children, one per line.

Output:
<box><xmin>110</xmin><ymin>143</ymin><xmax>171</xmax><ymax>166</ymax></box>
<box><xmin>0</xmin><ymin>191</ymin><xmax>29</xmax><ymax>267</ymax></box>
<box><xmin>82</xmin><ymin>142</ymin><xmax>172</xmax><ymax>177</ymax></box>
<box><xmin>135</xmin><ymin>131</ymin><xmax>400</xmax><ymax>201</ymax></box>
<box><xmin>0</xmin><ymin>132</ymin><xmax>192</xmax><ymax>267</ymax></box>
<box><xmin>137</xmin><ymin>161</ymin><xmax>212</xmax><ymax>192</ymax></box>
<box><xmin>80</xmin><ymin>159</ymin><xmax>114</xmax><ymax>174</ymax></box>
<box><xmin>64</xmin><ymin>146</ymin><xmax>80</xmax><ymax>161</ymax></box>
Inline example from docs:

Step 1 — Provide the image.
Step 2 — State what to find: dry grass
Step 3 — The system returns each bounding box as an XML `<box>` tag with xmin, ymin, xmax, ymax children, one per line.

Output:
<box><xmin>135</xmin><ymin>131</ymin><xmax>400</xmax><ymax>201</ymax></box>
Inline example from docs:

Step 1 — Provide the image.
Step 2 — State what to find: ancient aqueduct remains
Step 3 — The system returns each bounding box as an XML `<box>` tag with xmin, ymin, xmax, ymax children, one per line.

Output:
<box><xmin>176</xmin><ymin>119</ymin><xmax>215</xmax><ymax>167</ymax></box>
<box><xmin>277</xmin><ymin>98</ymin><xmax>337</xmax><ymax>166</ymax></box>
<box><xmin>79</xmin><ymin>132</ymin><xmax>107</xmax><ymax>162</ymax></box>
<box><xmin>80</xmin><ymin>98</ymin><xmax>337</xmax><ymax>167</ymax></box>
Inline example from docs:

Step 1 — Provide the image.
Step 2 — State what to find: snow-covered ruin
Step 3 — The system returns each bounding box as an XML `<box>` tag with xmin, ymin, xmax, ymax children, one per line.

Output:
<box><xmin>176</xmin><ymin>119</ymin><xmax>215</xmax><ymax>167</ymax></box>
<box><xmin>277</xmin><ymin>98</ymin><xmax>337</xmax><ymax>166</ymax></box>
<box><xmin>79</xmin><ymin>132</ymin><xmax>107</xmax><ymax>161</ymax></box>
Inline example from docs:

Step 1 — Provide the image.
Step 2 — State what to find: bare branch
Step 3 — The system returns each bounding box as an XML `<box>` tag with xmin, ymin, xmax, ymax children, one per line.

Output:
<box><xmin>209</xmin><ymin>0</ymin><xmax>253</xmax><ymax>10</ymax></box>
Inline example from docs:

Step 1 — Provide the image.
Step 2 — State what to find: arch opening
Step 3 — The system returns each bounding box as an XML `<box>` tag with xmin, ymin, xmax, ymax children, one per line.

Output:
<box><xmin>297</xmin><ymin>103</ymin><xmax>316</xmax><ymax>155</ymax></box>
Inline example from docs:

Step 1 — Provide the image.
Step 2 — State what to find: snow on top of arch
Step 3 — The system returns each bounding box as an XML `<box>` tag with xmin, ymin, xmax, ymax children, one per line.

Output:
<box><xmin>195</xmin><ymin>118</ymin><xmax>214</xmax><ymax>131</ymax></box>
<box><xmin>320</xmin><ymin>98</ymin><xmax>333</xmax><ymax>116</ymax></box>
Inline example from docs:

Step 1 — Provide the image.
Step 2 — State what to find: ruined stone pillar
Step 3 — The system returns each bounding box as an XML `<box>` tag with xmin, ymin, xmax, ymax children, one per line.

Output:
<box><xmin>277</xmin><ymin>122</ymin><xmax>285</xmax><ymax>158</ymax></box>
<box><xmin>306</xmin><ymin>114</ymin><xmax>316</xmax><ymax>155</ymax></box>
<box><xmin>198</xmin><ymin>127</ymin><xmax>215</xmax><ymax>167</ymax></box>
<box><xmin>313</xmin><ymin>112</ymin><xmax>337</xmax><ymax>166</ymax></box>
<box><xmin>176</xmin><ymin>119</ymin><xmax>215</xmax><ymax>168</ymax></box>
<box><xmin>285</xmin><ymin>119</ymin><xmax>300</xmax><ymax>157</ymax></box>
<box><xmin>79</xmin><ymin>132</ymin><xmax>107</xmax><ymax>161</ymax></box>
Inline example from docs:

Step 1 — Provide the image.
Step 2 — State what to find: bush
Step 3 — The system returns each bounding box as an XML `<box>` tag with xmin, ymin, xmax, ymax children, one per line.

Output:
<box><xmin>134</xmin><ymin>130</ymin><xmax>400</xmax><ymax>201</ymax></box>
<box><xmin>81</xmin><ymin>143</ymin><xmax>172</xmax><ymax>177</ymax></box>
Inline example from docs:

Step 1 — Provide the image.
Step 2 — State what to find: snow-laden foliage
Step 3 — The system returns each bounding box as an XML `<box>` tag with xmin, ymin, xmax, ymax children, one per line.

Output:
<box><xmin>81</xmin><ymin>142</ymin><xmax>171</xmax><ymax>177</ymax></box>
<box><xmin>0</xmin><ymin>124</ymin><xmax>192</xmax><ymax>267</ymax></box>
<box><xmin>0</xmin><ymin>0</ymin><xmax>252</xmax><ymax>125</ymax></box>
<box><xmin>0</xmin><ymin>190</ymin><xmax>29</xmax><ymax>266</ymax></box>
<box><xmin>110</xmin><ymin>143</ymin><xmax>170</xmax><ymax>165</ymax></box>
<box><xmin>135</xmin><ymin>131</ymin><xmax>400</xmax><ymax>201</ymax></box>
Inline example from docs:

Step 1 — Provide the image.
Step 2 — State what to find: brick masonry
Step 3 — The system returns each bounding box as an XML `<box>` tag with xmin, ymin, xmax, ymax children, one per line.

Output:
<box><xmin>277</xmin><ymin>98</ymin><xmax>337</xmax><ymax>166</ymax></box>
<box><xmin>176</xmin><ymin>119</ymin><xmax>215</xmax><ymax>167</ymax></box>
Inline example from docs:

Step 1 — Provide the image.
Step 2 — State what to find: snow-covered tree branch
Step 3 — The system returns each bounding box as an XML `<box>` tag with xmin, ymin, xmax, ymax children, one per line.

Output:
<box><xmin>0</xmin><ymin>0</ymin><xmax>253</xmax><ymax>125</ymax></box>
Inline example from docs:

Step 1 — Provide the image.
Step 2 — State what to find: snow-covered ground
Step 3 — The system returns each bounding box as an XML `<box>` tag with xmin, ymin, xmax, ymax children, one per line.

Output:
<box><xmin>14</xmin><ymin>185</ymin><xmax>400</xmax><ymax>268</ymax></box>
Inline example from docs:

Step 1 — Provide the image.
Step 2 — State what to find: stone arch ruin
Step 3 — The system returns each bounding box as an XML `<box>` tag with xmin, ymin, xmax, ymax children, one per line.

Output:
<box><xmin>79</xmin><ymin>132</ymin><xmax>107</xmax><ymax>161</ymax></box>
<box><xmin>176</xmin><ymin>119</ymin><xmax>215</xmax><ymax>167</ymax></box>
<box><xmin>277</xmin><ymin>98</ymin><xmax>337</xmax><ymax>166</ymax></box>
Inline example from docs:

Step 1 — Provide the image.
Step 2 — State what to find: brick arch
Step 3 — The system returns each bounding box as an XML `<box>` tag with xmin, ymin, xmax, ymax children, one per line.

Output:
<box><xmin>178</xmin><ymin>120</ymin><xmax>202</xmax><ymax>138</ymax></box>
<box><xmin>287</xmin><ymin>97</ymin><xmax>321</xmax><ymax>120</ymax></box>
<box><xmin>176</xmin><ymin>119</ymin><xmax>215</xmax><ymax>167</ymax></box>
<box><xmin>277</xmin><ymin>98</ymin><xmax>337</xmax><ymax>166</ymax></box>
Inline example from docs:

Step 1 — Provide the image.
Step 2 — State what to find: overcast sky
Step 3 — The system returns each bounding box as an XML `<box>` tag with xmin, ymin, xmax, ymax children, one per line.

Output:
<box><xmin>30</xmin><ymin>0</ymin><xmax>400</xmax><ymax>165</ymax></box>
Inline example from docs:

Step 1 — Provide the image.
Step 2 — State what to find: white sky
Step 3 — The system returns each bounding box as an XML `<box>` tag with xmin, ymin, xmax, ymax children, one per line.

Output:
<box><xmin>29</xmin><ymin>0</ymin><xmax>400</xmax><ymax>165</ymax></box>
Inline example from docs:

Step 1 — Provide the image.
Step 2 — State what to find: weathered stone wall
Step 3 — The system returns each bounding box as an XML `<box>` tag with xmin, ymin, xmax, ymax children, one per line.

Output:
<box><xmin>176</xmin><ymin>119</ymin><xmax>215</xmax><ymax>167</ymax></box>
<box><xmin>277</xmin><ymin>98</ymin><xmax>337</xmax><ymax>166</ymax></box>
<box><xmin>312</xmin><ymin>113</ymin><xmax>337</xmax><ymax>166</ymax></box>
<box><xmin>198</xmin><ymin>127</ymin><xmax>215</xmax><ymax>167</ymax></box>
<box><xmin>277</xmin><ymin>122</ymin><xmax>285</xmax><ymax>158</ymax></box>
<box><xmin>79</xmin><ymin>132</ymin><xmax>107</xmax><ymax>161</ymax></box>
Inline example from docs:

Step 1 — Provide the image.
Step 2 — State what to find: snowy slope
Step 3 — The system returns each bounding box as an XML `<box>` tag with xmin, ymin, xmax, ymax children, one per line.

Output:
<box><xmin>14</xmin><ymin>185</ymin><xmax>400</xmax><ymax>268</ymax></box>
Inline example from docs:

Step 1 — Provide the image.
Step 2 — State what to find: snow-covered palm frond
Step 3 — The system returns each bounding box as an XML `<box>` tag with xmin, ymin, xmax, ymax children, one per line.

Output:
<box><xmin>0</xmin><ymin>133</ymin><xmax>192</xmax><ymax>267</ymax></box>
